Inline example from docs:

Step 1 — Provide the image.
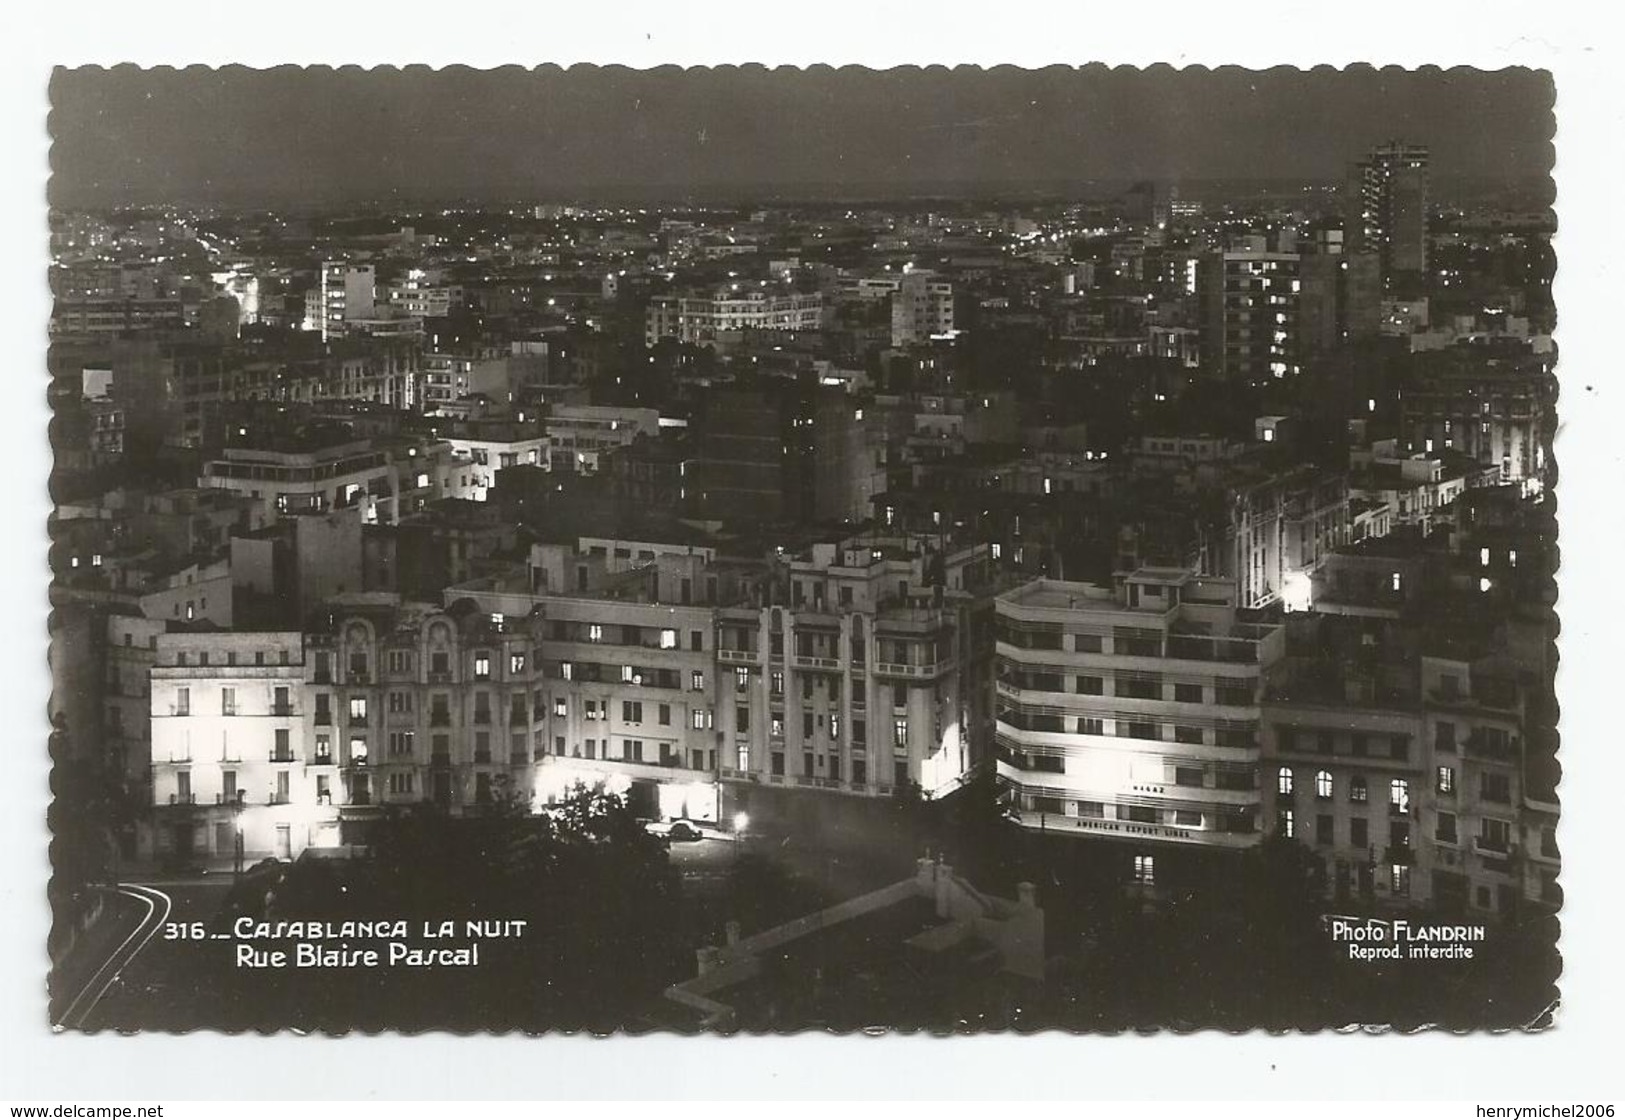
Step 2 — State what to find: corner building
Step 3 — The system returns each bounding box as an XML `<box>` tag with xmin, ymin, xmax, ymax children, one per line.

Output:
<box><xmin>993</xmin><ymin>569</ymin><xmax>1284</xmax><ymax>848</ymax></box>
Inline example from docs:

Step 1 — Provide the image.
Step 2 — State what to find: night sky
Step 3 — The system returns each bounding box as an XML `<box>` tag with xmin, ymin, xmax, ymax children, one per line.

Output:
<box><xmin>48</xmin><ymin>65</ymin><xmax>1554</xmax><ymax>207</ymax></box>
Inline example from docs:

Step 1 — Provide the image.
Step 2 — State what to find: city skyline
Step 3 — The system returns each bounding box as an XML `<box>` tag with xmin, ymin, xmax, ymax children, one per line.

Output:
<box><xmin>48</xmin><ymin>65</ymin><xmax>1554</xmax><ymax>208</ymax></box>
<box><xmin>44</xmin><ymin>62</ymin><xmax>1561</xmax><ymax>1040</ymax></box>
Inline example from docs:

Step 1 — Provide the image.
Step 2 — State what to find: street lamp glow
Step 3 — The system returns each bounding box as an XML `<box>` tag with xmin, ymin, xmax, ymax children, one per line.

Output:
<box><xmin>733</xmin><ymin>812</ymin><xmax>749</xmax><ymax>832</ymax></box>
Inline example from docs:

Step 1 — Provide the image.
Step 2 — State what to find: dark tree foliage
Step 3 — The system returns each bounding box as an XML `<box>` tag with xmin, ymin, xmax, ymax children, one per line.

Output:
<box><xmin>241</xmin><ymin>782</ymin><xmax>686</xmax><ymax>1031</ymax></box>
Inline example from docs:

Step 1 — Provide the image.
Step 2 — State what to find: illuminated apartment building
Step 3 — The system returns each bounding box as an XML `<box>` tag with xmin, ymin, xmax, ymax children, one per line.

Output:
<box><xmin>715</xmin><ymin>536</ymin><xmax>990</xmax><ymax>811</ymax></box>
<box><xmin>148</xmin><ymin>630</ymin><xmax>314</xmax><ymax>864</ymax></box>
<box><xmin>1346</xmin><ymin>141</ymin><xmax>1430</xmax><ymax>279</ymax></box>
<box><xmin>443</xmin><ymin>538</ymin><xmax>728</xmax><ymax>822</ymax></box>
<box><xmin>644</xmin><ymin>289</ymin><xmax>825</xmax><ymax>347</ymax></box>
<box><xmin>1197</xmin><ymin>250</ymin><xmax>1304</xmax><ymax>384</ymax></box>
<box><xmin>1262</xmin><ymin>619</ymin><xmax>1552</xmax><ymax>922</ymax></box>
<box><xmin>202</xmin><ymin>430</ymin><xmax>471</xmax><ymax>525</ymax></box>
<box><xmin>890</xmin><ymin>271</ymin><xmax>955</xmax><ymax>347</ymax></box>
<box><xmin>1261</xmin><ymin>646</ymin><xmax>1430</xmax><ymax>907</ymax></box>
<box><xmin>993</xmin><ymin>569</ymin><xmax>1284</xmax><ymax>849</ymax></box>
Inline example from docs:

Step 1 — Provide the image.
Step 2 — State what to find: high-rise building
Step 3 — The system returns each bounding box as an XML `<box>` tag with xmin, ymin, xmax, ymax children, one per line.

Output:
<box><xmin>310</xmin><ymin>262</ymin><xmax>378</xmax><ymax>342</ymax></box>
<box><xmin>890</xmin><ymin>271</ymin><xmax>955</xmax><ymax>347</ymax></box>
<box><xmin>1346</xmin><ymin>142</ymin><xmax>1430</xmax><ymax>281</ymax></box>
<box><xmin>993</xmin><ymin>569</ymin><xmax>1284</xmax><ymax>850</ymax></box>
<box><xmin>1197</xmin><ymin>250</ymin><xmax>1304</xmax><ymax>383</ymax></box>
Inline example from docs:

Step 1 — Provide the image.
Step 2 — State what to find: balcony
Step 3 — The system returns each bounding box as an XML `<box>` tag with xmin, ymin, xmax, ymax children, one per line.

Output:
<box><xmin>717</xmin><ymin>648</ymin><xmax>757</xmax><ymax>666</ymax></box>
<box><xmin>1385</xmin><ymin>845</ymin><xmax>1414</xmax><ymax>866</ymax></box>
<box><xmin>314</xmin><ymin>712</ymin><xmax>333</xmax><ymax>727</ymax></box>
<box><xmin>793</xmin><ymin>654</ymin><xmax>841</xmax><ymax>672</ymax></box>
<box><xmin>1006</xmin><ymin>807</ymin><xmax>1258</xmax><ymax>848</ymax></box>
<box><xmin>272</xmin><ymin>703</ymin><xmax>295</xmax><ymax>717</ymax></box>
<box><xmin>429</xmin><ymin>711</ymin><xmax>451</xmax><ymax>727</ymax></box>
<box><xmin>270</xmin><ymin>749</ymin><xmax>296</xmax><ymax>764</ymax></box>
<box><xmin>874</xmin><ymin>659</ymin><xmax>954</xmax><ymax>679</ymax></box>
<box><xmin>1429</xmin><ymin>685</ymin><xmax>1518</xmax><ymax>711</ymax></box>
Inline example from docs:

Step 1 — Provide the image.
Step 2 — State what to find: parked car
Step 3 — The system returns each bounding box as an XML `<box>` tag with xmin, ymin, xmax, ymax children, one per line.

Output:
<box><xmin>667</xmin><ymin>820</ymin><xmax>704</xmax><ymax>843</ymax></box>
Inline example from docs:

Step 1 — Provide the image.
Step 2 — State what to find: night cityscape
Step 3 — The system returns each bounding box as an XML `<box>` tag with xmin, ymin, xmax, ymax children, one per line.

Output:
<box><xmin>44</xmin><ymin>64</ymin><xmax>1560</xmax><ymax>1034</ymax></box>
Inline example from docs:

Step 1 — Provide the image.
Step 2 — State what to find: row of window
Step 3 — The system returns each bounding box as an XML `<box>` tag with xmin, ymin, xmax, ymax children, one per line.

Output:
<box><xmin>1276</xmin><ymin>729</ymin><xmax>1413</xmax><ymax>761</ymax></box>
<box><xmin>1005</xmin><ymin>672</ymin><xmax>1254</xmax><ymax>705</ymax></box>
<box><xmin>164</xmin><ymin>647</ymin><xmax>293</xmax><ymax>666</ymax></box>
<box><xmin>1000</xmin><ymin>709</ymin><xmax>1259</xmax><ymax>747</ymax></box>
<box><xmin>1280</xmin><ymin>807</ymin><xmax>1515</xmax><ymax>855</ymax></box>
<box><xmin>1278</xmin><ymin>768</ymin><xmax>1411</xmax><ymax>811</ymax></box>
<box><xmin>171</xmin><ymin>687</ymin><xmax>294</xmax><ymax>716</ymax></box>
<box><xmin>1277</xmin><ymin>766</ymin><xmax>1511</xmax><ymax>805</ymax></box>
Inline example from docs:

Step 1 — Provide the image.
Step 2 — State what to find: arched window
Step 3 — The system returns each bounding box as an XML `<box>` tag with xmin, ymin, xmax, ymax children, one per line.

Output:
<box><xmin>1316</xmin><ymin>769</ymin><xmax>1333</xmax><ymax>799</ymax></box>
<box><xmin>1277</xmin><ymin>766</ymin><xmax>1294</xmax><ymax>796</ymax></box>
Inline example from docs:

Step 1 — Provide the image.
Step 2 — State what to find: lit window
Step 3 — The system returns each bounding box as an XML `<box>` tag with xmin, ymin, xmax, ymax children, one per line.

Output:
<box><xmin>1315</xmin><ymin>770</ymin><xmax>1332</xmax><ymax>799</ymax></box>
<box><xmin>660</xmin><ymin>629</ymin><xmax>677</xmax><ymax>649</ymax></box>
<box><xmin>1133</xmin><ymin>854</ymin><xmax>1155</xmax><ymax>885</ymax></box>
<box><xmin>1436</xmin><ymin>766</ymin><xmax>1455</xmax><ymax>794</ymax></box>
<box><xmin>561</xmin><ymin>662</ymin><xmax>573</xmax><ymax>682</ymax></box>
<box><xmin>1509</xmin><ymin>550</ymin><xmax>1518</xmax><ymax>568</ymax></box>
<box><xmin>622</xmin><ymin>665</ymin><xmax>636</xmax><ymax>683</ymax></box>
<box><xmin>991</xmin><ymin>542</ymin><xmax>1001</xmax><ymax>560</ymax></box>
<box><xmin>474</xmin><ymin>654</ymin><xmax>490</xmax><ymax>680</ymax></box>
<box><xmin>691</xmin><ymin>670</ymin><xmax>705</xmax><ymax>691</ymax></box>
<box><xmin>1390</xmin><ymin>779</ymin><xmax>1410</xmax><ymax>813</ymax></box>
<box><xmin>1480</xmin><ymin>547</ymin><xmax>1491</xmax><ymax>568</ymax></box>
<box><xmin>1391</xmin><ymin>864</ymin><xmax>1411</xmax><ymax>897</ymax></box>
<box><xmin>1281</xmin><ymin>808</ymin><xmax>1295</xmax><ymax>839</ymax></box>
<box><xmin>510</xmin><ymin>653</ymin><xmax>526</xmax><ymax>674</ymax></box>
<box><xmin>588</xmin><ymin>624</ymin><xmax>603</xmax><ymax>642</ymax></box>
<box><xmin>1277</xmin><ymin>767</ymin><xmax>1294</xmax><ymax>796</ymax></box>
<box><xmin>1391</xmin><ymin>572</ymin><xmax>1401</xmax><ymax>593</ymax></box>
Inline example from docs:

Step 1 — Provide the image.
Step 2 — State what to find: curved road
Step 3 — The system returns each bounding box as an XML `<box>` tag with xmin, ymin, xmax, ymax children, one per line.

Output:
<box><xmin>53</xmin><ymin>883</ymin><xmax>172</xmax><ymax>1031</ymax></box>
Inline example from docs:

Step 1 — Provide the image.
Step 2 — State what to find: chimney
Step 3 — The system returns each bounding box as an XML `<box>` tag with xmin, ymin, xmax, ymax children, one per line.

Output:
<box><xmin>695</xmin><ymin>945</ymin><xmax>720</xmax><ymax>976</ymax></box>
<box><xmin>935</xmin><ymin>860</ymin><xmax>953</xmax><ymax>918</ymax></box>
<box><xmin>724</xmin><ymin>920</ymin><xmax>741</xmax><ymax>947</ymax></box>
<box><xmin>916</xmin><ymin>856</ymin><xmax>935</xmax><ymax>888</ymax></box>
<box><xmin>1017</xmin><ymin>881</ymin><xmax>1037</xmax><ymax>909</ymax></box>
